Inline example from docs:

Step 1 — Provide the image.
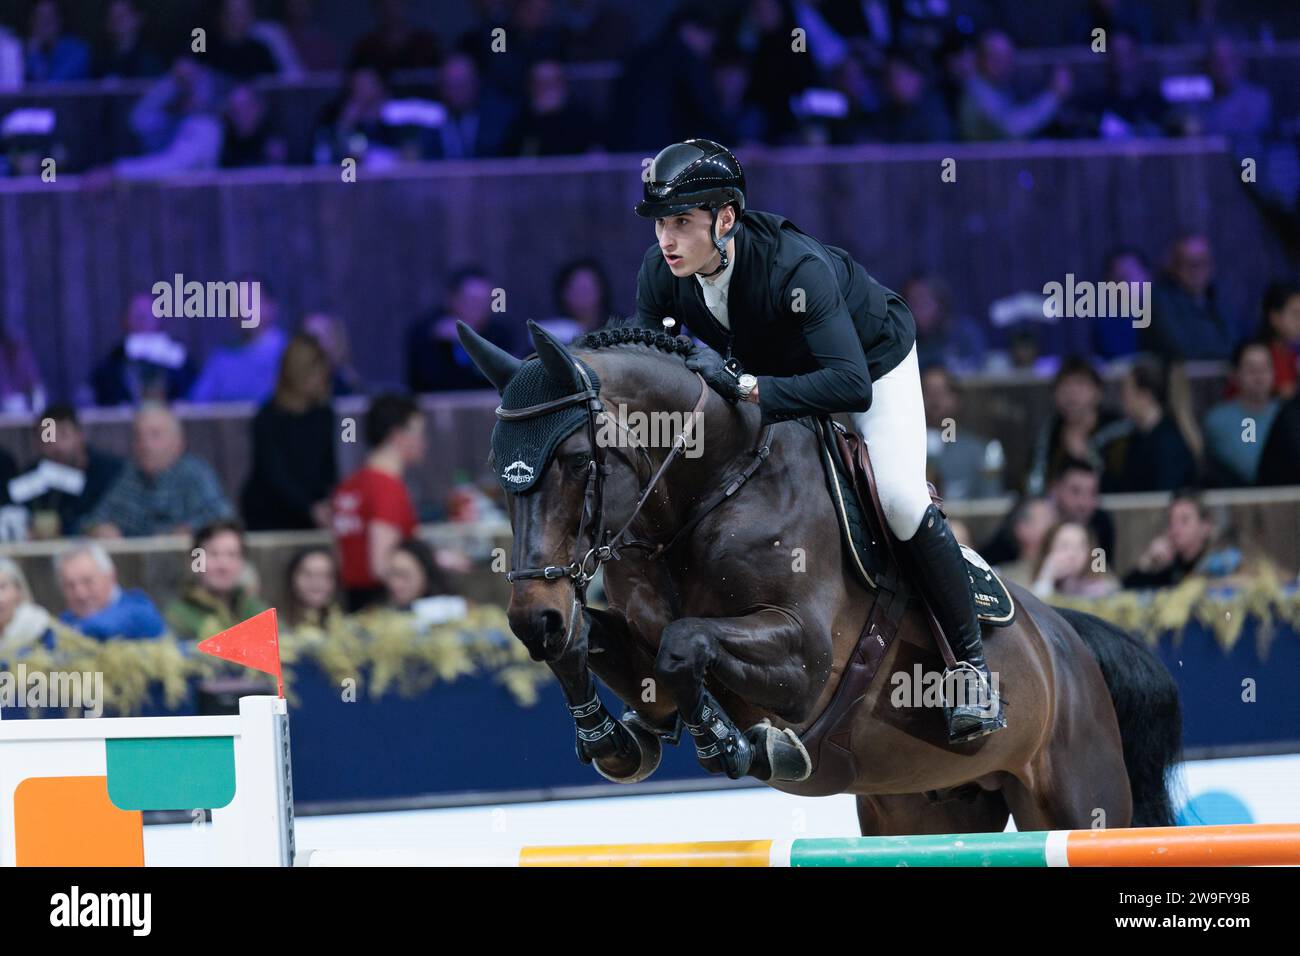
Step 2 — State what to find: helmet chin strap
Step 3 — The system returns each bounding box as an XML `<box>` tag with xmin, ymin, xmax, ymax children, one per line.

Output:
<box><xmin>696</xmin><ymin>205</ymin><xmax>741</xmax><ymax>278</ymax></box>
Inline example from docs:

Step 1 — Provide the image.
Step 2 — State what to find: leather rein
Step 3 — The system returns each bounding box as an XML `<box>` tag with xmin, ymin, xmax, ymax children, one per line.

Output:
<box><xmin>496</xmin><ymin>363</ymin><xmax>775</xmax><ymax>653</ymax></box>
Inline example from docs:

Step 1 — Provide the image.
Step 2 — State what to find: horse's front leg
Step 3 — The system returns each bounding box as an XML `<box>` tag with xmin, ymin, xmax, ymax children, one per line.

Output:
<box><xmin>547</xmin><ymin>606</ymin><xmax>668</xmax><ymax>784</ymax></box>
<box><xmin>656</xmin><ymin>608</ymin><xmax>822</xmax><ymax>783</ymax></box>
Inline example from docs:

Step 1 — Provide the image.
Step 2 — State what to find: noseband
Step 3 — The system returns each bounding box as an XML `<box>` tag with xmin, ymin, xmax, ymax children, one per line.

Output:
<box><xmin>497</xmin><ymin>363</ymin><xmax>775</xmax><ymax>655</ymax></box>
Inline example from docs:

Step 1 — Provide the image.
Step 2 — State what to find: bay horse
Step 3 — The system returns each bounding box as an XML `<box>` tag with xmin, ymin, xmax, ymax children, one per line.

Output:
<box><xmin>459</xmin><ymin>318</ymin><xmax>1183</xmax><ymax>834</ymax></box>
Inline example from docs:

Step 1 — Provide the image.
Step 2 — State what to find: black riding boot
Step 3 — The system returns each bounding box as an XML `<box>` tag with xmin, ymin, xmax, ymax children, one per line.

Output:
<box><xmin>903</xmin><ymin>504</ymin><xmax>1006</xmax><ymax>743</ymax></box>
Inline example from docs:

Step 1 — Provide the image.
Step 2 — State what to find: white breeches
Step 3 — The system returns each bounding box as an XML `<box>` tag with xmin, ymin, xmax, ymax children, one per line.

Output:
<box><xmin>850</xmin><ymin>343</ymin><xmax>932</xmax><ymax>542</ymax></box>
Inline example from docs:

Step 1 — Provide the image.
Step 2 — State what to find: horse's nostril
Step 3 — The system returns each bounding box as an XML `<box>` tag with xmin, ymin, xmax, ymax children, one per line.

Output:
<box><xmin>538</xmin><ymin>609</ymin><xmax>564</xmax><ymax>638</ymax></box>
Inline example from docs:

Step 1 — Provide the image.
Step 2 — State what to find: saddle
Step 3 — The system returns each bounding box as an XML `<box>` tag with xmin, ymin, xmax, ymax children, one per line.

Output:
<box><xmin>782</xmin><ymin>416</ymin><xmax>1016</xmax><ymax>796</ymax></box>
<box><xmin>815</xmin><ymin>418</ymin><xmax>1015</xmax><ymax>625</ymax></box>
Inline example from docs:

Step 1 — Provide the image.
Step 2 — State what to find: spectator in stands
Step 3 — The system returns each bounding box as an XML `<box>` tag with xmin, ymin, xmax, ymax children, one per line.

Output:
<box><xmin>429</xmin><ymin>53</ymin><xmax>516</xmax><ymax>160</ymax></box>
<box><xmin>331</xmin><ymin>393</ymin><xmax>425</xmax><ymax>611</ymax></box>
<box><xmin>0</xmin><ymin>324</ymin><xmax>45</xmax><ymax>412</ymax></box>
<box><xmin>0</xmin><ymin>448</ymin><xmax>15</xmax><ymax>509</ymax></box>
<box><xmin>1024</xmin><ymin>357</ymin><xmax>1118</xmax><ymax>496</ymax></box>
<box><xmin>1122</xmin><ymin>489</ymin><xmax>1218</xmax><ymax>589</ymax></box>
<box><xmin>165</xmin><ymin>520</ymin><xmax>268</xmax><ymax>640</ymax></box>
<box><xmin>241</xmin><ymin>333</ymin><xmax>338</xmax><ymax>531</ymax></box>
<box><xmin>23</xmin><ymin>0</ymin><xmax>90</xmax><ymax>83</ymax></box>
<box><xmin>281</xmin><ymin>0</ymin><xmax>339</xmax><ymax>72</ymax></box>
<box><xmin>303</xmin><ymin>313</ymin><xmax>363</xmax><ymax>395</ymax></box>
<box><xmin>1099</xmin><ymin>358</ymin><xmax>1198</xmax><ymax>493</ymax></box>
<box><xmin>188</xmin><ymin>278</ymin><xmax>288</xmax><ymax>403</ymax></box>
<box><xmin>811</xmin><ymin>0</ymin><xmax>903</xmax><ymax>52</ymax></box>
<box><xmin>1192</xmin><ymin>36</ymin><xmax>1272</xmax><ymax>138</ymax></box>
<box><xmin>801</xmin><ymin>51</ymin><xmax>872</xmax><ymax>147</ymax></box>
<box><xmin>505</xmin><ymin>59</ymin><xmax>597</xmax><ymax>157</ymax></box>
<box><xmin>220</xmin><ymin>85</ymin><xmax>288</xmax><ymax>168</ymax></box>
<box><xmin>1049</xmin><ymin>456</ymin><xmax>1116</xmax><ymax>558</ymax></box>
<box><xmin>1067</xmin><ymin>0</ymin><xmax>1157</xmax><ymax>45</ymax></box>
<box><xmin>1142</xmin><ymin>232</ymin><xmax>1235</xmax><ymax>360</ymax></box>
<box><xmin>92</xmin><ymin>291</ymin><xmax>198</xmax><ymax>405</ymax></box>
<box><xmin>935</xmin><ymin>29</ymin><xmax>975</xmax><ymax>126</ymax></box>
<box><xmin>903</xmin><ymin>273</ymin><xmax>988</xmax><ymax>373</ymax></box>
<box><xmin>83</xmin><ymin>403</ymin><xmax>233</xmax><ymax>538</ymax></box>
<box><xmin>739</xmin><ymin>0</ymin><xmax>815</xmax><ymax>145</ymax></box>
<box><xmin>708</xmin><ymin>50</ymin><xmax>767</xmax><ymax>148</ymax></box>
<box><xmin>1091</xmin><ymin>246</ymin><xmax>1151</xmax><ymax>360</ymax></box>
<box><xmin>0</xmin><ymin>557</ymin><xmax>52</xmax><ymax>656</ymax></box>
<box><xmin>407</xmin><ymin>266</ymin><xmax>521</xmax><ymax>392</ymax></box>
<box><xmin>1256</xmin><ymin>386</ymin><xmax>1300</xmax><ymax>487</ymax></box>
<box><xmin>1030</xmin><ymin>521</ymin><xmax>1119</xmax><ymax>599</ymax></box>
<box><xmin>207</xmin><ymin>0</ymin><xmax>279</xmax><ymax>80</ymax></box>
<box><xmin>1202</xmin><ymin>341</ymin><xmax>1279</xmax><ymax>486</ymax></box>
<box><xmin>466</xmin><ymin>0</ymin><xmax>565</xmax><ymax>94</ymax></box>
<box><xmin>868</xmin><ymin>49</ymin><xmax>955</xmax><ymax>144</ymax></box>
<box><xmin>558</xmin><ymin>0</ymin><xmax>633</xmax><ymax>63</ymax></box>
<box><xmin>611</xmin><ymin>7</ymin><xmax>725</xmax><ymax>151</ymax></box>
<box><xmin>921</xmin><ymin>365</ymin><xmax>1004</xmax><ymax>501</ymax></box>
<box><xmin>959</xmin><ymin>30</ymin><xmax>1071</xmax><ymax>141</ymax></box>
<box><xmin>990</xmin><ymin>496</ymin><xmax>1057</xmax><ymax>590</ymax></box>
<box><xmin>0</xmin><ymin>25</ymin><xmax>22</xmax><ymax>90</ymax></box>
<box><xmin>15</xmin><ymin>404</ymin><xmax>124</xmax><ymax>539</ymax></box>
<box><xmin>1255</xmin><ymin>280</ymin><xmax>1300</xmax><ymax>399</ymax></box>
<box><xmin>351</xmin><ymin>0</ymin><xmax>442</xmax><ymax>72</ymax></box>
<box><xmin>94</xmin><ymin>0</ymin><xmax>164</xmax><ymax>80</ymax></box>
<box><xmin>535</xmin><ymin>259</ymin><xmax>613</xmax><ymax>344</ymax></box>
<box><xmin>283</xmin><ymin>545</ymin><xmax>340</xmax><ymax>631</ymax></box>
<box><xmin>383</xmin><ymin>537</ymin><xmax>446</xmax><ymax>611</ymax></box>
<box><xmin>313</xmin><ymin>65</ymin><xmax>401</xmax><ymax>166</ymax></box>
<box><xmin>55</xmin><ymin>542</ymin><xmax>165</xmax><ymax>639</ymax></box>
<box><xmin>114</xmin><ymin>56</ymin><xmax>223</xmax><ymax>179</ymax></box>
<box><xmin>1072</xmin><ymin>30</ymin><xmax>1166</xmax><ymax>139</ymax></box>
<box><xmin>1170</xmin><ymin>0</ymin><xmax>1229</xmax><ymax>46</ymax></box>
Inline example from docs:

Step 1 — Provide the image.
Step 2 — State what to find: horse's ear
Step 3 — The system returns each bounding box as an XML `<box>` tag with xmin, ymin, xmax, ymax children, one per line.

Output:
<box><xmin>528</xmin><ymin>319</ymin><xmax>583</xmax><ymax>389</ymax></box>
<box><xmin>456</xmin><ymin>320</ymin><xmax>522</xmax><ymax>394</ymax></box>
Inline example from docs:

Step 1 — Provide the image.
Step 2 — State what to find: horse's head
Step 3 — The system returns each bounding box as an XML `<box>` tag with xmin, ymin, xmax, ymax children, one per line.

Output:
<box><xmin>458</xmin><ymin>318</ymin><xmax>697</xmax><ymax>663</ymax></box>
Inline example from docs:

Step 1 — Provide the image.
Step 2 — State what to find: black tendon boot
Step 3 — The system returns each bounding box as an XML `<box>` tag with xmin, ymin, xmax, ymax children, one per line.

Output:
<box><xmin>904</xmin><ymin>504</ymin><xmax>1006</xmax><ymax>743</ymax></box>
<box><xmin>683</xmin><ymin>688</ymin><xmax>753</xmax><ymax>779</ymax></box>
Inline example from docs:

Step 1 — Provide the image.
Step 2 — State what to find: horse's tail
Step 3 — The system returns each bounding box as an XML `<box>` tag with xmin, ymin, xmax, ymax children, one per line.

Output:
<box><xmin>1053</xmin><ymin>607</ymin><xmax>1183</xmax><ymax>827</ymax></box>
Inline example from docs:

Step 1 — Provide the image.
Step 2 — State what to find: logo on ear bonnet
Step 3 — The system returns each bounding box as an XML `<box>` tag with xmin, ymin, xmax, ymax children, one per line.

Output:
<box><xmin>502</xmin><ymin>460</ymin><xmax>535</xmax><ymax>485</ymax></box>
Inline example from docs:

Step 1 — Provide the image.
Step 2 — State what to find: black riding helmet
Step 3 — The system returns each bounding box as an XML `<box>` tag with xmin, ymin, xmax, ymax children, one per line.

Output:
<box><xmin>635</xmin><ymin>138</ymin><xmax>746</xmax><ymax>277</ymax></box>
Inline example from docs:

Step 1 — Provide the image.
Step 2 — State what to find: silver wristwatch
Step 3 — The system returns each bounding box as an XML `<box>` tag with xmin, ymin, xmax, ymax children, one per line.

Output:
<box><xmin>736</xmin><ymin>373</ymin><xmax>758</xmax><ymax>400</ymax></box>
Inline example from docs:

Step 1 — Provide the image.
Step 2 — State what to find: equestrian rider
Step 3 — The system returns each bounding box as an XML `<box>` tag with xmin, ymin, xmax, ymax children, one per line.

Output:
<box><xmin>634</xmin><ymin>138</ymin><xmax>1004</xmax><ymax>744</ymax></box>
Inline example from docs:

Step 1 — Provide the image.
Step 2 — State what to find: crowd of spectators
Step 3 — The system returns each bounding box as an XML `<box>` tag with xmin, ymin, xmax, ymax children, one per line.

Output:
<box><xmin>0</xmin><ymin>512</ymin><xmax>456</xmax><ymax>652</ymax></box>
<box><xmin>0</xmin><ymin>374</ymin><xmax>471</xmax><ymax>651</ymax></box>
<box><xmin>0</xmin><ymin>0</ymin><xmax>1292</xmax><ymax>177</ymax></box>
<box><xmin>0</xmin><ymin>321</ymin><xmax>1297</xmax><ymax>647</ymax></box>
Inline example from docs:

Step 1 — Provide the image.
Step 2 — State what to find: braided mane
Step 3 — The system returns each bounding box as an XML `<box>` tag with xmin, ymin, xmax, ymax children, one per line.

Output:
<box><xmin>573</xmin><ymin>317</ymin><xmax>693</xmax><ymax>358</ymax></box>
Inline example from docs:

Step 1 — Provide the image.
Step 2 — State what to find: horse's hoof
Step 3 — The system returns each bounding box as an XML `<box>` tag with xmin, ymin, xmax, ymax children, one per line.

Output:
<box><xmin>745</xmin><ymin>719</ymin><xmax>813</xmax><ymax>782</ymax></box>
<box><xmin>623</xmin><ymin>709</ymin><xmax>683</xmax><ymax>746</ymax></box>
<box><xmin>592</xmin><ymin>717</ymin><xmax>662</xmax><ymax>784</ymax></box>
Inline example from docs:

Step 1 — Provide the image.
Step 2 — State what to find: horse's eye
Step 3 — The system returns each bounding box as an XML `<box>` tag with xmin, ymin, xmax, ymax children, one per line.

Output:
<box><xmin>564</xmin><ymin>453</ymin><xmax>591</xmax><ymax>473</ymax></box>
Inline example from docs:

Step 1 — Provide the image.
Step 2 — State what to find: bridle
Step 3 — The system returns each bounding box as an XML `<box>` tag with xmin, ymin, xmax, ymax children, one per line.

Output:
<box><xmin>497</xmin><ymin>361</ymin><xmax>775</xmax><ymax>656</ymax></box>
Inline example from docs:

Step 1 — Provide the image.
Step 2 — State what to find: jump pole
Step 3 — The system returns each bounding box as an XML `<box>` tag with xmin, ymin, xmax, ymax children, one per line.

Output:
<box><xmin>298</xmin><ymin>824</ymin><xmax>1300</xmax><ymax>867</ymax></box>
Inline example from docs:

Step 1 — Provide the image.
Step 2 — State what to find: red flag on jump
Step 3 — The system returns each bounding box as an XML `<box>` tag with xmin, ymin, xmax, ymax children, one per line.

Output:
<box><xmin>197</xmin><ymin>608</ymin><xmax>284</xmax><ymax>697</ymax></box>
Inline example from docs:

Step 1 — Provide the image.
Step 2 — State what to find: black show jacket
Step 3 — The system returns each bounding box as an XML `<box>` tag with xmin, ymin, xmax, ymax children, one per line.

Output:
<box><xmin>635</xmin><ymin>210</ymin><xmax>916</xmax><ymax>425</ymax></box>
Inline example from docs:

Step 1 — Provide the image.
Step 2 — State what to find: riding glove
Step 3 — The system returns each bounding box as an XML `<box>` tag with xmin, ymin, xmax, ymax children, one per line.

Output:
<box><xmin>684</xmin><ymin>342</ymin><xmax>742</xmax><ymax>404</ymax></box>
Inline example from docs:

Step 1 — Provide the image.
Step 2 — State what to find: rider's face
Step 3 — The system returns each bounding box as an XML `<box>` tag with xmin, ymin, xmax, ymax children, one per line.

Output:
<box><xmin>654</xmin><ymin>207</ymin><xmax>726</xmax><ymax>277</ymax></box>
